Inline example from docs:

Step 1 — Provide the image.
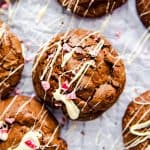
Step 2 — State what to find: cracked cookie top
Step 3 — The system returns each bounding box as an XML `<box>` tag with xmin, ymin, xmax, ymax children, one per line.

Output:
<box><xmin>0</xmin><ymin>20</ymin><xmax>24</xmax><ymax>99</ymax></box>
<box><xmin>32</xmin><ymin>29</ymin><xmax>126</xmax><ymax>121</ymax></box>
<box><xmin>0</xmin><ymin>95</ymin><xmax>67</xmax><ymax>150</ymax></box>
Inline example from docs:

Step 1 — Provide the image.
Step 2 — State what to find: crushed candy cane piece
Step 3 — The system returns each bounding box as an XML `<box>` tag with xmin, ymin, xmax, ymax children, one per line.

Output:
<box><xmin>14</xmin><ymin>88</ymin><xmax>22</xmax><ymax>95</ymax></box>
<box><xmin>115</xmin><ymin>31</ymin><xmax>121</xmax><ymax>38</ymax></box>
<box><xmin>62</xmin><ymin>43</ymin><xmax>71</xmax><ymax>52</ymax></box>
<box><xmin>65</xmin><ymin>91</ymin><xmax>77</xmax><ymax>100</ymax></box>
<box><xmin>41</xmin><ymin>81</ymin><xmax>50</xmax><ymax>91</ymax></box>
<box><xmin>1</xmin><ymin>3</ymin><xmax>9</xmax><ymax>9</ymax></box>
<box><xmin>5</xmin><ymin>118</ymin><xmax>15</xmax><ymax>124</ymax></box>
<box><xmin>25</xmin><ymin>140</ymin><xmax>36</xmax><ymax>149</ymax></box>
<box><xmin>94</xmin><ymin>36</ymin><xmax>100</xmax><ymax>42</ymax></box>
<box><xmin>0</xmin><ymin>1</ymin><xmax>9</xmax><ymax>9</ymax></box>
<box><xmin>25</xmin><ymin>41</ymin><xmax>32</xmax><ymax>48</ymax></box>
<box><xmin>74</xmin><ymin>47</ymin><xmax>82</xmax><ymax>54</ymax></box>
<box><xmin>89</xmin><ymin>50</ymin><xmax>99</xmax><ymax>57</ymax></box>
<box><xmin>61</xmin><ymin>81</ymin><xmax>69</xmax><ymax>90</ymax></box>
<box><xmin>25</xmin><ymin>56</ymin><xmax>32</xmax><ymax>63</ymax></box>
<box><xmin>48</xmin><ymin>53</ymin><xmax>54</xmax><ymax>59</ymax></box>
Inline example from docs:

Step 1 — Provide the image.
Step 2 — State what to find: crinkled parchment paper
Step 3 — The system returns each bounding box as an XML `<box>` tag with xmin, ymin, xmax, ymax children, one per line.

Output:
<box><xmin>0</xmin><ymin>0</ymin><xmax>150</xmax><ymax>149</ymax></box>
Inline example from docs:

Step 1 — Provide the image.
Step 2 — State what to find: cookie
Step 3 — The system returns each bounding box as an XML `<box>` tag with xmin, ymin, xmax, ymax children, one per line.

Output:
<box><xmin>58</xmin><ymin>0</ymin><xmax>127</xmax><ymax>17</ymax></box>
<box><xmin>0</xmin><ymin>20</ymin><xmax>24</xmax><ymax>99</ymax></box>
<box><xmin>32</xmin><ymin>29</ymin><xmax>126</xmax><ymax>121</ymax></box>
<box><xmin>0</xmin><ymin>95</ymin><xmax>67</xmax><ymax>150</ymax></box>
<box><xmin>136</xmin><ymin>0</ymin><xmax>150</xmax><ymax>28</ymax></box>
<box><xmin>0</xmin><ymin>0</ymin><xmax>15</xmax><ymax>5</ymax></box>
<box><xmin>122</xmin><ymin>91</ymin><xmax>150</xmax><ymax>150</ymax></box>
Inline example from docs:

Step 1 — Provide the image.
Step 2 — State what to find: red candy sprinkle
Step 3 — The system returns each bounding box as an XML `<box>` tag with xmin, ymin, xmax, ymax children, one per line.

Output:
<box><xmin>61</xmin><ymin>81</ymin><xmax>69</xmax><ymax>91</ymax></box>
<box><xmin>0</xmin><ymin>129</ymin><xmax>8</xmax><ymax>133</ymax></box>
<box><xmin>25</xmin><ymin>140</ymin><xmax>36</xmax><ymax>149</ymax></box>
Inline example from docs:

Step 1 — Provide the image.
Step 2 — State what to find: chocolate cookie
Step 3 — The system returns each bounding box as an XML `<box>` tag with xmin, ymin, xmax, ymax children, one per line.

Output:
<box><xmin>58</xmin><ymin>0</ymin><xmax>127</xmax><ymax>17</ymax></box>
<box><xmin>32</xmin><ymin>29</ymin><xmax>126</xmax><ymax>121</ymax></box>
<box><xmin>136</xmin><ymin>0</ymin><xmax>150</xmax><ymax>27</ymax></box>
<box><xmin>122</xmin><ymin>91</ymin><xmax>150</xmax><ymax>150</ymax></box>
<box><xmin>0</xmin><ymin>95</ymin><xmax>67</xmax><ymax>150</ymax></box>
<box><xmin>0</xmin><ymin>20</ymin><xmax>24</xmax><ymax>99</ymax></box>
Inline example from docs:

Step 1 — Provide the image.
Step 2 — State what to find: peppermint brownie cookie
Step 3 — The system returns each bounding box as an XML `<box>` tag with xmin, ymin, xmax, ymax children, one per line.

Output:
<box><xmin>122</xmin><ymin>91</ymin><xmax>150</xmax><ymax>149</ymax></box>
<box><xmin>136</xmin><ymin>0</ymin><xmax>150</xmax><ymax>28</ymax></box>
<box><xmin>32</xmin><ymin>29</ymin><xmax>126</xmax><ymax>121</ymax></box>
<box><xmin>58</xmin><ymin>0</ymin><xmax>127</xmax><ymax>17</ymax></box>
<box><xmin>0</xmin><ymin>20</ymin><xmax>24</xmax><ymax>99</ymax></box>
<box><xmin>0</xmin><ymin>95</ymin><xmax>67</xmax><ymax>150</ymax></box>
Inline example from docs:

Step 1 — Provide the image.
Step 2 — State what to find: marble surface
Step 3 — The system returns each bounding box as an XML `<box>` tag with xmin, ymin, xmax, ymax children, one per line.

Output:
<box><xmin>0</xmin><ymin>0</ymin><xmax>150</xmax><ymax>149</ymax></box>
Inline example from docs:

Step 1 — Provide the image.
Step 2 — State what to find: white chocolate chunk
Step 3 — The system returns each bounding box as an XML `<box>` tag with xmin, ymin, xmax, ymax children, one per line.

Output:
<box><xmin>12</xmin><ymin>131</ymin><xmax>42</xmax><ymax>150</ymax></box>
<box><xmin>0</xmin><ymin>131</ymin><xmax>8</xmax><ymax>141</ymax></box>
<box><xmin>146</xmin><ymin>145</ymin><xmax>150</xmax><ymax>150</ymax></box>
<box><xmin>53</xmin><ymin>89</ymin><xmax>80</xmax><ymax>120</ymax></box>
<box><xmin>0</xmin><ymin>121</ymin><xmax>9</xmax><ymax>141</ymax></box>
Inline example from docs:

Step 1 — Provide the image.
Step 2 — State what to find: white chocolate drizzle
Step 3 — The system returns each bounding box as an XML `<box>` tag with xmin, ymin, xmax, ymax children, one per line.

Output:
<box><xmin>130</xmin><ymin>120</ymin><xmax>150</xmax><ymax>137</ymax></box>
<box><xmin>121</xmin><ymin>91</ymin><xmax>150</xmax><ymax>150</ymax></box>
<box><xmin>41</xmin><ymin>125</ymin><xmax>59</xmax><ymax>149</ymax></box>
<box><xmin>89</xmin><ymin>39</ymin><xmax>104</xmax><ymax>57</ymax></box>
<box><xmin>128</xmin><ymin>107</ymin><xmax>150</xmax><ymax>149</ymax></box>
<box><xmin>0</xmin><ymin>95</ymin><xmax>60</xmax><ymax>149</ymax></box>
<box><xmin>0</xmin><ymin>96</ymin><xmax>18</xmax><ymax>119</ymax></box>
<box><xmin>46</xmin><ymin>42</ymin><xmax>62</xmax><ymax>81</ymax></box>
<box><xmin>133</xmin><ymin>96</ymin><xmax>150</xmax><ymax>105</ymax></box>
<box><xmin>61</xmin><ymin>48</ymin><xmax>75</xmax><ymax>67</ymax></box>
<box><xmin>40</xmin><ymin>41</ymin><xmax>62</xmax><ymax>81</ymax></box>
<box><xmin>0</xmin><ymin>64</ymin><xmax>24</xmax><ymax>87</ymax></box>
<box><xmin>53</xmin><ymin>60</ymin><xmax>95</xmax><ymax>120</ymax></box>
<box><xmin>69</xmin><ymin>60</ymin><xmax>95</xmax><ymax>87</ymax></box>
<box><xmin>0</xmin><ymin>24</ymin><xmax>6</xmax><ymax>39</ymax></box>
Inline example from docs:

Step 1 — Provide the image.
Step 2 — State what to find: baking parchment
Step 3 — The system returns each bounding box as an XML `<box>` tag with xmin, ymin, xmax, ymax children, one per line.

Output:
<box><xmin>0</xmin><ymin>0</ymin><xmax>150</xmax><ymax>149</ymax></box>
